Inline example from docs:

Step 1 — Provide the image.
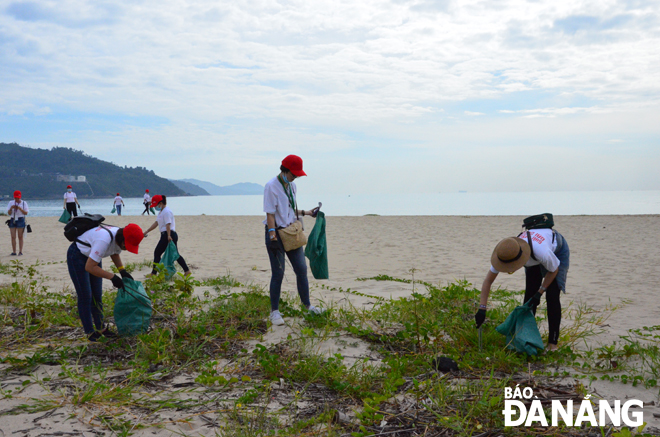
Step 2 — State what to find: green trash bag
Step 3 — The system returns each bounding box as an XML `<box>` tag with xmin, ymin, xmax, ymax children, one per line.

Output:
<box><xmin>304</xmin><ymin>211</ymin><xmax>328</xmax><ymax>279</ymax></box>
<box><xmin>114</xmin><ymin>278</ymin><xmax>152</xmax><ymax>336</ymax></box>
<box><xmin>111</xmin><ymin>206</ymin><xmax>116</xmax><ymax>214</ymax></box>
<box><xmin>58</xmin><ymin>209</ymin><xmax>71</xmax><ymax>224</ymax></box>
<box><xmin>161</xmin><ymin>241</ymin><xmax>180</xmax><ymax>279</ymax></box>
<box><xmin>150</xmin><ymin>207</ymin><xmax>156</xmax><ymax>214</ymax></box>
<box><xmin>495</xmin><ymin>300</ymin><xmax>545</xmax><ymax>356</ymax></box>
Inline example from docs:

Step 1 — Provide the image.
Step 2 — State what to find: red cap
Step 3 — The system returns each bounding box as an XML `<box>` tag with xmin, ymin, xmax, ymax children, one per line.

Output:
<box><xmin>67</xmin><ymin>185</ymin><xmax>72</xmax><ymax>189</ymax></box>
<box><xmin>150</xmin><ymin>194</ymin><xmax>163</xmax><ymax>208</ymax></box>
<box><xmin>122</xmin><ymin>224</ymin><xmax>144</xmax><ymax>254</ymax></box>
<box><xmin>116</xmin><ymin>193</ymin><xmax>120</xmax><ymax>196</ymax></box>
<box><xmin>13</xmin><ymin>190</ymin><xmax>21</xmax><ymax>198</ymax></box>
<box><xmin>145</xmin><ymin>189</ymin><xmax>149</xmax><ymax>193</ymax></box>
<box><xmin>282</xmin><ymin>155</ymin><xmax>306</xmax><ymax>177</ymax></box>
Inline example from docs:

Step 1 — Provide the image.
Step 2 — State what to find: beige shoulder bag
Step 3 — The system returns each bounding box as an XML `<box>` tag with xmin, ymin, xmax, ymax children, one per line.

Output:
<box><xmin>276</xmin><ymin>175</ymin><xmax>307</xmax><ymax>252</ymax></box>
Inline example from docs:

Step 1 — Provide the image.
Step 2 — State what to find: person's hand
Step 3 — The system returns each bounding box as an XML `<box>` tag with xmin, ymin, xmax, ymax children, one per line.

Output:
<box><xmin>309</xmin><ymin>207</ymin><xmax>320</xmax><ymax>218</ymax></box>
<box><xmin>111</xmin><ymin>275</ymin><xmax>124</xmax><ymax>289</ymax></box>
<box><xmin>268</xmin><ymin>237</ymin><xmax>280</xmax><ymax>251</ymax></box>
<box><xmin>143</xmin><ymin>232</ymin><xmax>148</xmax><ymax>238</ymax></box>
<box><xmin>475</xmin><ymin>309</ymin><xmax>486</xmax><ymax>328</ymax></box>
<box><xmin>119</xmin><ymin>270</ymin><xmax>133</xmax><ymax>280</ymax></box>
<box><xmin>528</xmin><ymin>291</ymin><xmax>543</xmax><ymax>308</ymax></box>
<box><xmin>167</xmin><ymin>235</ymin><xmax>172</xmax><ymax>242</ymax></box>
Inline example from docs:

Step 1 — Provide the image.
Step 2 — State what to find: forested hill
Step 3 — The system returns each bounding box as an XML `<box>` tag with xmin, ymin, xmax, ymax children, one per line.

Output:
<box><xmin>0</xmin><ymin>143</ymin><xmax>186</xmax><ymax>199</ymax></box>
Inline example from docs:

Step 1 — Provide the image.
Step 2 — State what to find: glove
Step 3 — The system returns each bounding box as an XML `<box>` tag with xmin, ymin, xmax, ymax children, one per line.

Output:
<box><xmin>111</xmin><ymin>275</ymin><xmax>124</xmax><ymax>289</ymax></box>
<box><xmin>268</xmin><ymin>238</ymin><xmax>280</xmax><ymax>252</ymax></box>
<box><xmin>119</xmin><ymin>269</ymin><xmax>133</xmax><ymax>280</ymax></box>
<box><xmin>528</xmin><ymin>291</ymin><xmax>543</xmax><ymax>308</ymax></box>
<box><xmin>475</xmin><ymin>309</ymin><xmax>486</xmax><ymax>328</ymax></box>
<box><xmin>310</xmin><ymin>207</ymin><xmax>320</xmax><ymax>218</ymax></box>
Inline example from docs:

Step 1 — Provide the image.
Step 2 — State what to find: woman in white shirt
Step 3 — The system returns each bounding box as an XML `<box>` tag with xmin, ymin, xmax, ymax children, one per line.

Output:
<box><xmin>113</xmin><ymin>193</ymin><xmax>125</xmax><ymax>216</ymax></box>
<box><xmin>67</xmin><ymin>222</ymin><xmax>144</xmax><ymax>341</ymax></box>
<box><xmin>474</xmin><ymin>215</ymin><xmax>570</xmax><ymax>351</ymax></box>
<box><xmin>63</xmin><ymin>185</ymin><xmax>80</xmax><ymax>219</ymax></box>
<box><xmin>263</xmin><ymin>155</ymin><xmax>322</xmax><ymax>326</ymax></box>
<box><xmin>142</xmin><ymin>189</ymin><xmax>152</xmax><ymax>216</ymax></box>
<box><xmin>7</xmin><ymin>190</ymin><xmax>29</xmax><ymax>256</ymax></box>
<box><xmin>142</xmin><ymin>195</ymin><xmax>191</xmax><ymax>277</ymax></box>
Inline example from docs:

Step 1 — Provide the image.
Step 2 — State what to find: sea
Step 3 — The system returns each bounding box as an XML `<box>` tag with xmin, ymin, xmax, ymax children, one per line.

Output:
<box><xmin>16</xmin><ymin>191</ymin><xmax>660</xmax><ymax>217</ymax></box>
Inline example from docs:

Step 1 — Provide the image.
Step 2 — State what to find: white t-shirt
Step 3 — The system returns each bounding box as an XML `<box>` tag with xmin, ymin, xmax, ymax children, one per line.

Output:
<box><xmin>144</xmin><ymin>193</ymin><xmax>151</xmax><ymax>203</ymax></box>
<box><xmin>157</xmin><ymin>206</ymin><xmax>175</xmax><ymax>232</ymax></box>
<box><xmin>76</xmin><ymin>226</ymin><xmax>121</xmax><ymax>263</ymax></box>
<box><xmin>263</xmin><ymin>176</ymin><xmax>297</xmax><ymax>228</ymax></box>
<box><xmin>491</xmin><ymin>228</ymin><xmax>560</xmax><ymax>274</ymax></box>
<box><xmin>114</xmin><ymin>196</ymin><xmax>123</xmax><ymax>206</ymax></box>
<box><xmin>64</xmin><ymin>192</ymin><xmax>77</xmax><ymax>202</ymax></box>
<box><xmin>7</xmin><ymin>200</ymin><xmax>29</xmax><ymax>219</ymax></box>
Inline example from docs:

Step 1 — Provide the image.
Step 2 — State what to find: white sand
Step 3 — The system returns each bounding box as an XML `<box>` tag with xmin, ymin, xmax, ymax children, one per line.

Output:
<box><xmin>1</xmin><ymin>214</ymin><xmax>659</xmax><ymax>434</ymax></box>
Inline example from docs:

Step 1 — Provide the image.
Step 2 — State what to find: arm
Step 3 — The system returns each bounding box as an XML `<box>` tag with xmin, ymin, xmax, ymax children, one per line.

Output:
<box><xmin>110</xmin><ymin>254</ymin><xmax>124</xmax><ymax>271</ymax></box>
<box><xmin>539</xmin><ymin>269</ymin><xmax>558</xmax><ymax>294</ymax></box>
<box><xmin>166</xmin><ymin>223</ymin><xmax>172</xmax><ymax>241</ymax></box>
<box><xmin>479</xmin><ymin>270</ymin><xmax>499</xmax><ymax>307</ymax></box>
<box><xmin>85</xmin><ymin>257</ymin><xmax>115</xmax><ymax>280</ymax></box>
<box><xmin>63</xmin><ymin>199</ymin><xmax>67</xmax><ymax>209</ymax></box>
<box><xmin>18</xmin><ymin>202</ymin><xmax>28</xmax><ymax>215</ymax></box>
<box><xmin>75</xmin><ymin>196</ymin><xmax>80</xmax><ymax>207</ymax></box>
<box><xmin>144</xmin><ymin>221</ymin><xmax>158</xmax><ymax>237</ymax></box>
<box><xmin>266</xmin><ymin>213</ymin><xmax>277</xmax><ymax>241</ymax></box>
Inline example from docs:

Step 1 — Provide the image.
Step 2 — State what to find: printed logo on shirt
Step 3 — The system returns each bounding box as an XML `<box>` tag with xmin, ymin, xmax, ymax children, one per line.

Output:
<box><xmin>531</xmin><ymin>232</ymin><xmax>545</xmax><ymax>244</ymax></box>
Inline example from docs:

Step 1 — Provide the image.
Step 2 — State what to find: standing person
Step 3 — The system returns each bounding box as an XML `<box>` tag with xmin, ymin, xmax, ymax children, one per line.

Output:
<box><xmin>7</xmin><ymin>190</ymin><xmax>29</xmax><ymax>256</ymax></box>
<box><xmin>264</xmin><ymin>155</ymin><xmax>322</xmax><ymax>326</ymax></box>
<box><xmin>63</xmin><ymin>185</ymin><xmax>80</xmax><ymax>219</ymax></box>
<box><xmin>113</xmin><ymin>193</ymin><xmax>125</xmax><ymax>216</ymax></box>
<box><xmin>142</xmin><ymin>189</ymin><xmax>152</xmax><ymax>216</ymax></box>
<box><xmin>143</xmin><ymin>195</ymin><xmax>191</xmax><ymax>277</ymax></box>
<box><xmin>474</xmin><ymin>215</ymin><xmax>570</xmax><ymax>351</ymax></box>
<box><xmin>67</xmin><ymin>223</ymin><xmax>144</xmax><ymax>341</ymax></box>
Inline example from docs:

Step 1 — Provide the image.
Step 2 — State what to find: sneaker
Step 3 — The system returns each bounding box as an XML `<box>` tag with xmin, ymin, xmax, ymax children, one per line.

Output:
<box><xmin>101</xmin><ymin>328</ymin><xmax>119</xmax><ymax>338</ymax></box>
<box><xmin>269</xmin><ymin>310</ymin><xmax>285</xmax><ymax>326</ymax></box>
<box><xmin>18</xmin><ymin>252</ymin><xmax>23</xmax><ymax>256</ymax></box>
<box><xmin>10</xmin><ymin>253</ymin><xmax>16</xmax><ymax>256</ymax></box>
<box><xmin>88</xmin><ymin>332</ymin><xmax>102</xmax><ymax>342</ymax></box>
<box><xmin>308</xmin><ymin>305</ymin><xmax>326</xmax><ymax>315</ymax></box>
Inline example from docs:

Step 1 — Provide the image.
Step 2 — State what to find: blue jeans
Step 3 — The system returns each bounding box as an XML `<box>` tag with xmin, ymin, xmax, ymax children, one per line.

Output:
<box><xmin>539</xmin><ymin>231</ymin><xmax>570</xmax><ymax>293</ymax></box>
<box><xmin>116</xmin><ymin>205</ymin><xmax>122</xmax><ymax>216</ymax></box>
<box><xmin>67</xmin><ymin>243</ymin><xmax>104</xmax><ymax>334</ymax></box>
<box><xmin>8</xmin><ymin>217</ymin><xmax>25</xmax><ymax>228</ymax></box>
<box><xmin>265</xmin><ymin>228</ymin><xmax>310</xmax><ymax>311</ymax></box>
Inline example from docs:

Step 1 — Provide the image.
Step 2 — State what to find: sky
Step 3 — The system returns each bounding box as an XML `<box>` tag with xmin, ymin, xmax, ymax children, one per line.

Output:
<box><xmin>1</xmin><ymin>0</ymin><xmax>659</xmax><ymax>195</ymax></box>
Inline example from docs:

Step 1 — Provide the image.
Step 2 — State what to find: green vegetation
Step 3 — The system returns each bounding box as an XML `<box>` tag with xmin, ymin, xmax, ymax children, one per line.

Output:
<box><xmin>0</xmin><ymin>262</ymin><xmax>658</xmax><ymax>436</ymax></box>
<box><xmin>0</xmin><ymin>142</ymin><xmax>187</xmax><ymax>199</ymax></box>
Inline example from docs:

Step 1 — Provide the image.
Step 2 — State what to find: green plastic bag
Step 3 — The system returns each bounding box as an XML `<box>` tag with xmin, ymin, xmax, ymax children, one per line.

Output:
<box><xmin>162</xmin><ymin>241</ymin><xmax>180</xmax><ymax>279</ymax></box>
<box><xmin>111</xmin><ymin>206</ymin><xmax>116</xmax><ymax>214</ymax></box>
<box><xmin>114</xmin><ymin>278</ymin><xmax>152</xmax><ymax>336</ymax></box>
<box><xmin>58</xmin><ymin>209</ymin><xmax>71</xmax><ymax>224</ymax></box>
<box><xmin>304</xmin><ymin>211</ymin><xmax>328</xmax><ymax>279</ymax></box>
<box><xmin>150</xmin><ymin>207</ymin><xmax>156</xmax><ymax>214</ymax></box>
<box><xmin>495</xmin><ymin>300</ymin><xmax>545</xmax><ymax>356</ymax></box>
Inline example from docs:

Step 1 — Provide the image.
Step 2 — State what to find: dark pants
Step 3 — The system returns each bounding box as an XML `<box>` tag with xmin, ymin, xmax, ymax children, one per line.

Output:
<box><xmin>67</xmin><ymin>243</ymin><xmax>104</xmax><ymax>334</ymax></box>
<box><xmin>524</xmin><ymin>265</ymin><xmax>561</xmax><ymax>345</ymax></box>
<box><xmin>66</xmin><ymin>202</ymin><xmax>78</xmax><ymax>218</ymax></box>
<box><xmin>265</xmin><ymin>228</ymin><xmax>310</xmax><ymax>311</ymax></box>
<box><xmin>143</xmin><ymin>202</ymin><xmax>152</xmax><ymax>215</ymax></box>
<box><xmin>151</xmin><ymin>231</ymin><xmax>189</xmax><ymax>274</ymax></box>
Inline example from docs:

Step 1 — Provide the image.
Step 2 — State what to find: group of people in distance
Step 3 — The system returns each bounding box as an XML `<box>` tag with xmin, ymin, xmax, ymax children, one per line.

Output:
<box><xmin>21</xmin><ymin>154</ymin><xmax>570</xmax><ymax>349</ymax></box>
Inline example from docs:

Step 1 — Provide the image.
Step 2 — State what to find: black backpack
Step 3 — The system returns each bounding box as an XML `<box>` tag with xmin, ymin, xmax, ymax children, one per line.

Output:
<box><xmin>522</xmin><ymin>213</ymin><xmax>554</xmax><ymax>230</ymax></box>
<box><xmin>64</xmin><ymin>214</ymin><xmax>113</xmax><ymax>246</ymax></box>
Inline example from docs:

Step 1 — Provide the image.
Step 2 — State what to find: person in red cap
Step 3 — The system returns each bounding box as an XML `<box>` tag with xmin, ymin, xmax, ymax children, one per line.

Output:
<box><xmin>143</xmin><ymin>195</ymin><xmax>191</xmax><ymax>277</ymax></box>
<box><xmin>263</xmin><ymin>155</ymin><xmax>322</xmax><ymax>326</ymax></box>
<box><xmin>113</xmin><ymin>193</ymin><xmax>125</xmax><ymax>216</ymax></box>
<box><xmin>142</xmin><ymin>189</ymin><xmax>152</xmax><ymax>216</ymax></box>
<box><xmin>7</xmin><ymin>190</ymin><xmax>29</xmax><ymax>256</ymax></box>
<box><xmin>67</xmin><ymin>222</ymin><xmax>144</xmax><ymax>341</ymax></box>
<box><xmin>63</xmin><ymin>185</ymin><xmax>80</xmax><ymax>220</ymax></box>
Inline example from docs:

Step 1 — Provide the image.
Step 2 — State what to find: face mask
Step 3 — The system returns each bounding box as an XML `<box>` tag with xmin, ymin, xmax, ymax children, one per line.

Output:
<box><xmin>155</xmin><ymin>206</ymin><xmax>162</xmax><ymax>211</ymax></box>
<box><xmin>67</xmin><ymin>189</ymin><xmax>72</xmax><ymax>192</ymax></box>
<box><xmin>281</xmin><ymin>174</ymin><xmax>289</xmax><ymax>183</ymax></box>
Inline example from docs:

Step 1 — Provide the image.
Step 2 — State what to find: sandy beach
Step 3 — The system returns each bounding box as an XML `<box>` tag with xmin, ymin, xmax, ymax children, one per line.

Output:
<box><xmin>1</xmin><ymin>214</ymin><xmax>659</xmax><ymax>435</ymax></box>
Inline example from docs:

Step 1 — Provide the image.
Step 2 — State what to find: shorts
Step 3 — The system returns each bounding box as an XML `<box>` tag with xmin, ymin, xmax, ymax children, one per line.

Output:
<box><xmin>8</xmin><ymin>217</ymin><xmax>26</xmax><ymax>228</ymax></box>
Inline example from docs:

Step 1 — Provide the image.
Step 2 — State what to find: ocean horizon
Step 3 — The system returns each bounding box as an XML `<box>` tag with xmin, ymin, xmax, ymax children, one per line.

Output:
<box><xmin>14</xmin><ymin>190</ymin><xmax>660</xmax><ymax>217</ymax></box>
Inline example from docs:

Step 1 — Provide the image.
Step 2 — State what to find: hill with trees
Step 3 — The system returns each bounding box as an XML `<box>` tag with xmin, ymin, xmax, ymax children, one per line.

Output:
<box><xmin>0</xmin><ymin>142</ymin><xmax>186</xmax><ymax>199</ymax></box>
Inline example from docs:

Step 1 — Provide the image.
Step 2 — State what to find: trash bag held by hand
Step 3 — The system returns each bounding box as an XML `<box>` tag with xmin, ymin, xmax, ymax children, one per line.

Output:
<box><xmin>304</xmin><ymin>210</ymin><xmax>328</xmax><ymax>279</ymax></box>
<box><xmin>58</xmin><ymin>209</ymin><xmax>71</xmax><ymax>224</ymax></box>
<box><xmin>114</xmin><ymin>278</ymin><xmax>152</xmax><ymax>336</ymax></box>
<box><xmin>495</xmin><ymin>300</ymin><xmax>544</xmax><ymax>355</ymax></box>
<box><xmin>111</xmin><ymin>206</ymin><xmax>116</xmax><ymax>214</ymax></box>
<box><xmin>150</xmin><ymin>207</ymin><xmax>156</xmax><ymax>214</ymax></box>
<box><xmin>162</xmin><ymin>241</ymin><xmax>180</xmax><ymax>279</ymax></box>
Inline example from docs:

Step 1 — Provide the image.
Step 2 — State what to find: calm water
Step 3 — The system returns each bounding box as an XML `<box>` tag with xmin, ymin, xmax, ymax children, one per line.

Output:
<box><xmin>17</xmin><ymin>191</ymin><xmax>660</xmax><ymax>217</ymax></box>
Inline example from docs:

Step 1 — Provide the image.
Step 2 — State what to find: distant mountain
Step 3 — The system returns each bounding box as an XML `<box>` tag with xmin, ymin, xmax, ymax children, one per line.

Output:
<box><xmin>181</xmin><ymin>179</ymin><xmax>263</xmax><ymax>195</ymax></box>
<box><xmin>0</xmin><ymin>142</ymin><xmax>187</xmax><ymax>199</ymax></box>
<box><xmin>168</xmin><ymin>179</ymin><xmax>210</xmax><ymax>196</ymax></box>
